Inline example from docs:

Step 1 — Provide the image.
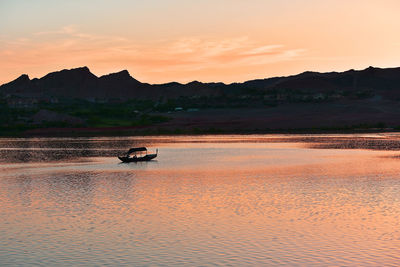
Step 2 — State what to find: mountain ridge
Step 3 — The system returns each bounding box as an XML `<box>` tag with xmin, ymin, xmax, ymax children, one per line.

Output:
<box><xmin>3</xmin><ymin>66</ymin><xmax>400</xmax><ymax>136</ymax></box>
<box><xmin>2</xmin><ymin>66</ymin><xmax>400</xmax><ymax>101</ymax></box>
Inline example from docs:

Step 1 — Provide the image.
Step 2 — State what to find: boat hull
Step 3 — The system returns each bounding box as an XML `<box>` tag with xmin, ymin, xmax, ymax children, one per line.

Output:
<box><xmin>118</xmin><ymin>153</ymin><xmax>157</xmax><ymax>163</ymax></box>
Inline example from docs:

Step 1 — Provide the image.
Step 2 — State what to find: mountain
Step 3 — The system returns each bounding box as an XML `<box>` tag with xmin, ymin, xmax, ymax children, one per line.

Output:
<box><xmin>3</xmin><ymin>66</ymin><xmax>400</xmax><ymax>135</ymax></box>
<box><xmin>2</xmin><ymin>66</ymin><xmax>400</xmax><ymax>101</ymax></box>
<box><xmin>0</xmin><ymin>67</ymin><xmax>219</xmax><ymax>100</ymax></box>
<box><xmin>0</xmin><ymin>67</ymin><xmax>143</xmax><ymax>99</ymax></box>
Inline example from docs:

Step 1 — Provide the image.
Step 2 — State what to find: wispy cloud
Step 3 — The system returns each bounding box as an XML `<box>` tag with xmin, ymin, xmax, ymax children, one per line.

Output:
<box><xmin>0</xmin><ymin>25</ymin><xmax>306</xmax><ymax>82</ymax></box>
<box><xmin>33</xmin><ymin>25</ymin><xmax>78</xmax><ymax>36</ymax></box>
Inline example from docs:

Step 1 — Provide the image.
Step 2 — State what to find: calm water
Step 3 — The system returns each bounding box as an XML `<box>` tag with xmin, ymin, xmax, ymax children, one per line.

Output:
<box><xmin>1</xmin><ymin>134</ymin><xmax>400</xmax><ymax>266</ymax></box>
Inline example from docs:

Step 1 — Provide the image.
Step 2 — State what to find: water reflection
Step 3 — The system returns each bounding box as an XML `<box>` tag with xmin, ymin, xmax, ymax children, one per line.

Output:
<box><xmin>0</xmin><ymin>137</ymin><xmax>154</xmax><ymax>163</ymax></box>
<box><xmin>1</xmin><ymin>135</ymin><xmax>400</xmax><ymax>266</ymax></box>
<box><xmin>2</xmin><ymin>134</ymin><xmax>400</xmax><ymax>163</ymax></box>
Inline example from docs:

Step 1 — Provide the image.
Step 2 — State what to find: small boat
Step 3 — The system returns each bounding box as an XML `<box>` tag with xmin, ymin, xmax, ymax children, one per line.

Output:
<box><xmin>118</xmin><ymin>147</ymin><xmax>158</xmax><ymax>163</ymax></box>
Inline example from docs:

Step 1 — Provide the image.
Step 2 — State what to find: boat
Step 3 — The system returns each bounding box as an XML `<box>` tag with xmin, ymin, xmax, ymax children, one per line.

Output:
<box><xmin>118</xmin><ymin>147</ymin><xmax>158</xmax><ymax>163</ymax></box>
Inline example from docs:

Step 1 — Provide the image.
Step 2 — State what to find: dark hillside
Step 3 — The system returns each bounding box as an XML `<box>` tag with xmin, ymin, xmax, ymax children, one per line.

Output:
<box><xmin>1</xmin><ymin>66</ymin><xmax>400</xmax><ymax>136</ymax></box>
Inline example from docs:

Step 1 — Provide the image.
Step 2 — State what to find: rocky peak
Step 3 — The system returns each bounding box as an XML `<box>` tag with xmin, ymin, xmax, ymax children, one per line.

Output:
<box><xmin>0</xmin><ymin>74</ymin><xmax>30</xmax><ymax>90</ymax></box>
<box><xmin>99</xmin><ymin>69</ymin><xmax>140</xmax><ymax>84</ymax></box>
<box><xmin>16</xmin><ymin>74</ymin><xmax>30</xmax><ymax>82</ymax></box>
<box><xmin>41</xmin><ymin>66</ymin><xmax>97</xmax><ymax>81</ymax></box>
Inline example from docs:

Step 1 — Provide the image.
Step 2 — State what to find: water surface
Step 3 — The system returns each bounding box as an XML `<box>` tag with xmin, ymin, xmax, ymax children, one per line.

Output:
<box><xmin>1</xmin><ymin>134</ymin><xmax>400</xmax><ymax>266</ymax></box>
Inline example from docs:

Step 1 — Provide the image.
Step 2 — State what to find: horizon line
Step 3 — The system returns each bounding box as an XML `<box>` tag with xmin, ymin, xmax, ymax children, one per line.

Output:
<box><xmin>2</xmin><ymin>64</ymin><xmax>399</xmax><ymax>87</ymax></box>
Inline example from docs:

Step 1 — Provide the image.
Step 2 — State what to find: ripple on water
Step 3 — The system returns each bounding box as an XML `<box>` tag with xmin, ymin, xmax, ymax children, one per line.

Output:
<box><xmin>1</xmin><ymin>135</ymin><xmax>400</xmax><ymax>266</ymax></box>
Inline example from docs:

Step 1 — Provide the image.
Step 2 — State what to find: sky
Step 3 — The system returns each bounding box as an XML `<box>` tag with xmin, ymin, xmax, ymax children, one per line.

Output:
<box><xmin>1</xmin><ymin>0</ymin><xmax>400</xmax><ymax>84</ymax></box>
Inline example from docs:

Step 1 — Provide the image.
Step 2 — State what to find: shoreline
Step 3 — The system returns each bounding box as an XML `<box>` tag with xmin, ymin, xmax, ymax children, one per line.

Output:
<box><xmin>0</xmin><ymin>126</ymin><xmax>397</xmax><ymax>138</ymax></box>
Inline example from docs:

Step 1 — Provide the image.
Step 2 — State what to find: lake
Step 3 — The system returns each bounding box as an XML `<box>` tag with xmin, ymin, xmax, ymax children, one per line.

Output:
<box><xmin>1</xmin><ymin>134</ymin><xmax>400</xmax><ymax>266</ymax></box>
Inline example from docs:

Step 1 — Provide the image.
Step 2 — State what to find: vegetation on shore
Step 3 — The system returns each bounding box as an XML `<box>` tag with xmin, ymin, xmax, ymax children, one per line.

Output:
<box><xmin>0</xmin><ymin>98</ymin><xmax>169</xmax><ymax>136</ymax></box>
<box><xmin>0</xmin><ymin>85</ymin><xmax>392</xmax><ymax>137</ymax></box>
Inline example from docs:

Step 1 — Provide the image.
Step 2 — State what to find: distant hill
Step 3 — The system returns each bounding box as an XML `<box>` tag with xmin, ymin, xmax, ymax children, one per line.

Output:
<box><xmin>3</xmin><ymin>66</ymin><xmax>400</xmax><ymax>136</ymax></box>
<box><xmin>0</xmin><ymin>67</ymin><xmax>220</xmax><ymax>100</ymax></box>
<box><xmin>2</xmin><ymin>66</ymin><xmax>400</xmax><ymax>101</ymax></box>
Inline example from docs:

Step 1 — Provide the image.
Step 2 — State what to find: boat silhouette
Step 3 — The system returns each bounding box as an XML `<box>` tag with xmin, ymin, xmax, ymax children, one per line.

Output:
<box><xmin>118</xmin><ymin>147</ymin><xmax>158</xmax><ymax>162</ymax></box>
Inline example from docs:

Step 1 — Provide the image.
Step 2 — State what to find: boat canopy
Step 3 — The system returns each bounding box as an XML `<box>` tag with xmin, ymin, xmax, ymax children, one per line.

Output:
<box><xmin>127</xmin><ymin>147</ymin><xmax>147</xmax><ymax>154</ymax></box>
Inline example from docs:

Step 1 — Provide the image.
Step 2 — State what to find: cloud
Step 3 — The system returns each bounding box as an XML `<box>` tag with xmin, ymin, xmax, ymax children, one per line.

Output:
<box><xmin>0</xmin><ymin>25</ymin><xmax>306</xmax><ymax>82</ymax></box>
<box><xmin>242</xmin><ymin>45</ymin><xmax>284</xmax><ymax>55</ymax></box>
<box><xmin>33</xmin><ymin>25</ymin><xmax>79</xmax><ymax>36</ymax></box>
<box><xmin>156</xmin><ymin>37</ymin><xmax>305</xmax><ymax>71</ymax></box>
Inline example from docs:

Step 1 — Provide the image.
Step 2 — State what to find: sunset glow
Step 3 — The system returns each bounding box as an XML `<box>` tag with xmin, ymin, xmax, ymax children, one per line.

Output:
<box><xmin>1</xmin><ymin>0</ymin><xmax>400</xmax><ymax>84</ymax></box>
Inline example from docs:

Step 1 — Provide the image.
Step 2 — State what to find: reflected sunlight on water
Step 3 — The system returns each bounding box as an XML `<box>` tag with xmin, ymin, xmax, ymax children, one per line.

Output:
<box><xmin>1</xmin><ymin>134</ymin><xmax>400</xmax><ymax>266</ymax></box>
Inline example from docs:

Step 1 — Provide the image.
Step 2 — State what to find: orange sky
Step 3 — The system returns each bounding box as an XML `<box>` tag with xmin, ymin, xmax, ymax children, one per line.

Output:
<box><xmin>1</xmin><ymin>0</ymin><xmax>400</xmax><ymax>84</ymax></box>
